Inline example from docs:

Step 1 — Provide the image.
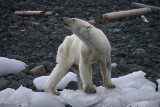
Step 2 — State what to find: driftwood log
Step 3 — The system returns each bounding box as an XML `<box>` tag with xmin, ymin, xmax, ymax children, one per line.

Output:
<box><xmin>131</xmin><ymin>2</ymin><xmax>160</xmax><ymax>12</ymax></box>
<box><xmin>103</xmin><ymin>8</ymin><xmax>151</xmax><ymax>20</ymax></box>
<box><xmin>14</xmin><ymin>11</ymin><xmax>44</xmax><ymax>16</ymax></box>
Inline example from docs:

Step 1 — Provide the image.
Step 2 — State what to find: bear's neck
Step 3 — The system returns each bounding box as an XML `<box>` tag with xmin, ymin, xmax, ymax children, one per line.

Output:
<box><xmin>73</xmin><ymin>30</ymin><xmax>110</xmax><ymax>55</ymax></box>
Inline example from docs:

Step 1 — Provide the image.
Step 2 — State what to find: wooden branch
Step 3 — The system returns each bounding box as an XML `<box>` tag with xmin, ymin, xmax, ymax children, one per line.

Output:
<box><xmin>14</xmin><ymin>11</ymin><xmax>44</xmax><ymax>16</ymax></box>
<box><xmin>131</xmin><ymin>2</ymin><xmax>160</xmax><ymax>12</ymax></box>
<box><xmin>103</xmin><ymin>8</ymin><xmax>151</xmax><ymax>20</ymax></box>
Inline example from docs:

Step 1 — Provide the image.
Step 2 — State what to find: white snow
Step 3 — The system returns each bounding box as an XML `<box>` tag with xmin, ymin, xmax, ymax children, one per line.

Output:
<box><xmin>111</xmin><ymin>63</ymin><xmax>117</xmax><ymax>68</ymax></box>
<box><xmin>0</xmin><ymin>71</ymin><xmax>160</xmax><ymax>107</ymax></box>
<box><xmin>0</xmin><ymin>86</ymin><xmax>64</xmax><ymax>107</ymax></box>
<box><xmin>126</xmin><ymin>100</ymin><xmax>160</xmax><ymax>107</ymax></box>
<box><xmin>33</xmin><ymin>72</ymin><xmax>77</xmax><ymax>90</ymax></box>
<box><xmin>0</xmin><ymin>57</ymin><xmax>27</xmax><ymax>76</ymax></box>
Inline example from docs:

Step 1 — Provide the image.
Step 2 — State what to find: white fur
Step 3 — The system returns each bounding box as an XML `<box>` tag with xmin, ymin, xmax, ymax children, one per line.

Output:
<box><xmin>44</xmin><ymin>18</ymin><xmax>115</xmax><ymax>95</ymax></box>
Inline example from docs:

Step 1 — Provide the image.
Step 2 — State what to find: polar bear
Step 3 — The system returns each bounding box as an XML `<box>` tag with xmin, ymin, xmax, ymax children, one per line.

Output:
<box><xmin>44</xmin><ymin>17</ymin><xmax>115</xmax><ymax>95</ymax></box>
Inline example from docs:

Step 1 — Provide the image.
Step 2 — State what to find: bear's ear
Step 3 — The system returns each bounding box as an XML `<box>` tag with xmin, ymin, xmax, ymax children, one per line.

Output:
<box><xmin>86</xmin><ymin>26</ymin><xmax>92</xmax><ymax>30</ymax></box>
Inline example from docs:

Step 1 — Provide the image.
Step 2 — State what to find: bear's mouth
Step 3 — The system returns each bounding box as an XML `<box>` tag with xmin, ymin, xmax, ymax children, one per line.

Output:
<box><xmin>62</xmin><ymin>22</ymin><xmax>68</xmax><ymax>27</ymax></box>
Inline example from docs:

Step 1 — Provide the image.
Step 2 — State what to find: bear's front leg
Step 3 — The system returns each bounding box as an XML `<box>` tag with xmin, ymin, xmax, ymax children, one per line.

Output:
<box><xmin>100</xmin><ymin>57</ymin><xmax>116</xmax><ymax>89</ymax></box>
<box><xmin>79</xmin><ymin>53</ymin><xmax>96</xmax><ymax>94</ymax></box>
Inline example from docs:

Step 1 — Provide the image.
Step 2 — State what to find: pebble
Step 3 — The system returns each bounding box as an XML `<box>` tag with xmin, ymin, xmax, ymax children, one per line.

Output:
<box><xmin>19</xmin><ymin>79</ymin><xmax>33</xmax><ymax>88</ymax></box>
<box><xmin>111</xmin><ymin>46</ymin><xmax>118</xmax><ymax>52</ymax></box>
<box><xmin>0</xmin><ymin>32</ymin><xmax>12</xmax><ymax>39</ymax></box>
<box><xmin>12</xmin><ymin>72</ymin><xmax>29</xmax><ymax>81</ymax></box>
<box><xmin>32</xmin><ymin>22</ymin><xmax>39</xmax><ymax>26</ymax></box>
<box><xmin>146</xmin><ymin>77</ymin><xmax>155</xmax><ymax>83</ymax></box>
<box><xmin>10</xmin><ymin>45</ymin><xmax>21</xmax><ymax>51</ymax></box>
<box><xmin>0</xmin><ymin>80</ymin><xmax>10</xmax><ymax>91</ymax></box>
<box><xmin>113</xmin><ymin>28</ymin><xmax>121</xmax><ymax>32</ymax></box>
<box><xmin>117</xmin><ymin>63</ymin><xmax>144</xmax><ymax>73</ymax></box>
<box><xmin>8</xmin><ymin>81</ymin><xmax>21</xmax><ymax>89</ymax></box>
<box><xmin>114</xmin><ymin>51</ymin><xmax>127</xmax><ymax>58</ymax></box>
<box><xmin>45</xmin><ymin>11</ymin><xmax>52</xmax><ymax>16</ymax></box>
<box><xmin>65</xmin><ymin>81</ymin><xmax>78</xmax><ymax>90</ymax></box>
<box><xmin>43</xmin><ymin>61</ymin><xmax>54</xmax><ymax>73</ymax></box>
<box><xmin>131</xmin><ymin>49</ymin><xmax>149</xmax><ymax>58</ymax></box>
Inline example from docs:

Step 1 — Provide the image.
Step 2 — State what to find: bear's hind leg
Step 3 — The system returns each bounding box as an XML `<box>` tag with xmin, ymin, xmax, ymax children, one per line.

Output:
<box><xmin>79</xmin><ymin>57</ymin><xmax>96</xmax><ymax>94</ymax></box>
<box><xmin>72</xmin><ymin>65</ymin><xmax>83</xmax><ymax>90</ymax></box>
<box><xmin>100</xmin><ymin>57</ymin><xmax>116</xmax><ymax>89</ymax></box>
<box><xmin>44</xmin><ymin>63</ymin><xmax>71</xmax><ymax>95</ymax></box>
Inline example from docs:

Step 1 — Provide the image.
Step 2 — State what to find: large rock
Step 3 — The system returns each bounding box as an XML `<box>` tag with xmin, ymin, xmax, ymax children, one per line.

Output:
<box><xmin>131</xmin><ymin>48</ymin><xmax>149</xmax><ymax>58</ymax></box>
<box><xmin>114</xmin><ymin>51</ymin><xmax>127</xmax><ymax>58</ymax></box>
<box><xmin>29</xmin><ymin>65</ymin><xmax>46</xmax><ymax>76</ymax></box>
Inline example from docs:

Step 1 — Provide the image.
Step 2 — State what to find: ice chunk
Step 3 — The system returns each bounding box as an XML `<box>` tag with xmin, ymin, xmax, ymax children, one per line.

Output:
<box><xmin>30</xmin><ymin>91</ymin><xmax>65</xmax><ymax>107</ymax></box>
<box><xmin>33</xmin><ymin>76</ymin><xmax>48</xmax><ymax>90</ymax></box>
<box><xmin>33</xmin><ymin>72</ymin><xmax>77</xmax><ymax>90</ymax></box>
<box><xmin>0</xmin><ymin>86</ymin><xmax>65</xmax><ymax>107</ymax></box>
<box><xmin>0</xmin><ymin>88</ymin><xmax>15</xmax><ymax>104</ymax></box>
<box><xmin>1</xmin><ymin>71</ymin><xmax>160</xmax><ymax>107</ymax></box>
<box><xmin>111</xmin><ymin>63</ymin><xmax>117</xmax><ymax>68</ymax></box>
<box><xmin>59</xmin><ymin>71</ymin><xmax>160</xmax><ymax>107</ymax></box>
<box><xmin>0</xmin><ymin>57</ymin><xmax>27</xmax><ymax>76</ymax></box>
<box><xmin>112</xmin><ymin>71</ymin><xmax>156</xmax><ymax>89</ymax></box>
<box><xmin>7</xmin><ymin>86</ymin><xmax>33</xmax><ymax>106</ymax></box>
<box><xmin>0</xmin><ymin>88</ymin><xmax>15</xmax><ymax>99</ymax></box>
<box><xmin>60</xmin><ymin>89</ymin><xmax>102</xmax><ymax>107</ymax></box>
<box><xmin>127</xmin><ymin>100</ymin><xmax>160</xmax><ymax>107</ymax></box>
<box><xmin>0</xmin><ymin>104</ymin><xmax>18</xmax><ymax>107</ymax></box>
<box><xmin>101</xmin><ymin>97</ymin><xmax>122</xmax><ymax>107</ymax></box>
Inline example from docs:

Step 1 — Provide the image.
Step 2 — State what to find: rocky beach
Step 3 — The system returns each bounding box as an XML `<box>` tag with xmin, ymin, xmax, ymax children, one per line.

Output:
<box><xmin>0</xmin><ymin>0</ymin><xmax>160</xmax><ymax>93</ymax></box>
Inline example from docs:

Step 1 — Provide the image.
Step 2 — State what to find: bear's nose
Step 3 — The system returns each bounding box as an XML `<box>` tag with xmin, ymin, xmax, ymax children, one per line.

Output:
<box><xmin>58</xmin><ymin>17</ymin><xmax>69</xmax><ymax>22</ymax></box>
<box><xmin>62</xmin><ymin>17</ymin><xmax>70</xmax><ymax>21</ymax></box>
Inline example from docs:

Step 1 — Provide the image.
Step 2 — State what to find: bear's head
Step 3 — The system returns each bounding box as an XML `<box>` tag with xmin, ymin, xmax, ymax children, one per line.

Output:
<box><xmin>62</xmin><ymin>17</ymin><xmax>93</xmax><ymax>36</ymax></box>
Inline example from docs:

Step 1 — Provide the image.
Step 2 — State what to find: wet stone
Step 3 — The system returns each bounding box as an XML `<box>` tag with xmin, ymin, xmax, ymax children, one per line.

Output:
<box><xmin>65</xmin><ymin>81</ymin><xmax>78</xmax><ymax>90</ymax></box>
<box><xmin>0</xmin><ymin>80</ymin><xmax>11</xmax><ymax>91</ymax></box>
<box><xmin>8</xmin><ymin>81</ymin><xmax>21</xmax><ymax>90</ymax></box>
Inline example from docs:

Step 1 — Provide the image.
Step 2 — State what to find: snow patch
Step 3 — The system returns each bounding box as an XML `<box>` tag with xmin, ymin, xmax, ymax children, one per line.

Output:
<box><xmin>0</xmin><ymin>57</ymin><xmax>27</xmax><ymax>76</ymax></box>
<box><xmin>33</xmin><ymin>72</ymin><xmax>77</xmax><ymax>90</ymax></box>
<box><xmin>0</xmin><ymin>86</ymin><xmax>64</xmax><ymax>107</ymax></box>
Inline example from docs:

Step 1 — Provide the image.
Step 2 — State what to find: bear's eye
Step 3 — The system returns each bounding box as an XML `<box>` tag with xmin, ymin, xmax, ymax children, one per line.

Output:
<box><xmin>72</xmin><ymin>19</ymin><xmax>75</xmax><ymax>21</ymax></box>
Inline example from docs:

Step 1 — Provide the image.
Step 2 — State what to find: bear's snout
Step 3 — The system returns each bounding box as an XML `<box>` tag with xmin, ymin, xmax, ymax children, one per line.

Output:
<box><xmin>62</xmin><ymin>17</ymin><xmax>70</xmax><ymax>21</ymax></box>
<box><xmin>62</xmin><ymin>17</ymin><xmax>72</xmax><ymax>27</ymax></box>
